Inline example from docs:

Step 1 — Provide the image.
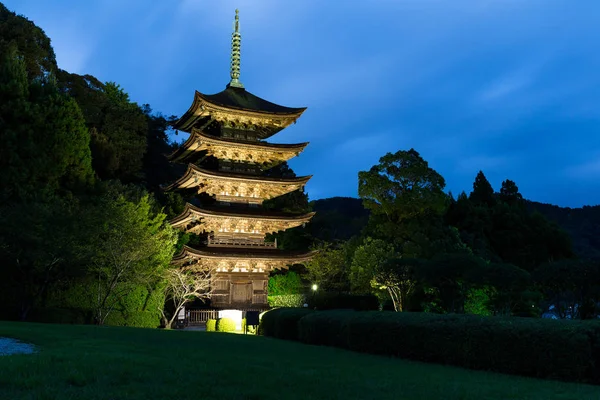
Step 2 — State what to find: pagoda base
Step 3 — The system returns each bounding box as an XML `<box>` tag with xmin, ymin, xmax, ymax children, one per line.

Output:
<box><xmin>211</xmin><ymin>272</ymin><xmax>269</xmax><ymax>309</ymax></box>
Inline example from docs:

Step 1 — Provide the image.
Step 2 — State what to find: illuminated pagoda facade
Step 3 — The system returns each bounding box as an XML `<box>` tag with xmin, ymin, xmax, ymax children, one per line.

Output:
<box><xmin>166</xmin><ymin>10</ymin><xmax>315</xmax><ymax>308</ymax></box>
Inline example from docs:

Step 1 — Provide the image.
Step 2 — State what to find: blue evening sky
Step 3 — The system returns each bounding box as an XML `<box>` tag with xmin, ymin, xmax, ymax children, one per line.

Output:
<box><xmin>5</xmin><ymin>0</ymin><xmax>600</xmax><ymax>207</ymax></box>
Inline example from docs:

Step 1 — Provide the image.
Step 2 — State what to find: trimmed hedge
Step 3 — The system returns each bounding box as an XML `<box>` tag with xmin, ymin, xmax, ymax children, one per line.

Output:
<box><xmin>259</xmin><ymin>308</ymin><xmax>315</xmax><ymax>341</ymax></box>
<box><xmin>206</xmin><ymin>319</ymin><xmax>217</xmax><ymax>332</ymax></box>
<box><xmin>268</xmin><ymin>294</ymin><xmax>305</xmax><ymax>308</ymax></box>
<box><xmin>216</xmin><ymin>318</ymin><xmax>236</xmax><ymax>332</ymax></box>
<box><xmin>294</xmin><ymin>311</ymin><xmax>600</xmax><ymax>383</ymax></box>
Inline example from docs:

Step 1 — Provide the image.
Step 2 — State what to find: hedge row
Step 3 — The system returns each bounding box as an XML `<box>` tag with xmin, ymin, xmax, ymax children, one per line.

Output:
<box><xmin>262</xmin><ymin>309</ymin><xmax>600</xmax><ymax>384</ymax></box>
<box><xmin>259</xmin><ymin>308</ymin><xmax>315</xmax><ymax>340</ymax></box>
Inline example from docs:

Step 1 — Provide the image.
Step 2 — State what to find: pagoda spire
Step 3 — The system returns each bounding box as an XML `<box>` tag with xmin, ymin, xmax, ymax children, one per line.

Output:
<box><xmin>229</xmin><ymin>9</ymin><xmax>244</xmax><ymax>88</ymax></box>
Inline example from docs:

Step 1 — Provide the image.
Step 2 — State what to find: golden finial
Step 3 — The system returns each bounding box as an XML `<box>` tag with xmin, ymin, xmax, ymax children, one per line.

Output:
<box><xmin>229</xmin><ymin>9</ymin><xmax>244</xmax><ymax>88</ymax></box>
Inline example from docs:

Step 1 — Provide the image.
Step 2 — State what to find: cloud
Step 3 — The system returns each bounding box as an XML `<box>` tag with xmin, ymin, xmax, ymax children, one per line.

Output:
<box><xmin>478</xmin><ymin>75</ymin><xmax>531</xmax><ymax>103</ymax></box>
<box><xmin>563</xmin><ymin>157</ymin><xmax>600</xmax><ymax>180</ymax></box>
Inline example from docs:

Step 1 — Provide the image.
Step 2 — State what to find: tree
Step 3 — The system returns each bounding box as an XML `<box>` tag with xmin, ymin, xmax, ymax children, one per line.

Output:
<box><xmin>372</xmin><ymin>257</ymin><xmax>421</xmax><ymax>312</ymax></box>
<box><xmin>533</xmin><ymin>259</ymin><xmax>599</xmax><ymax>319</ymax></box>
<box><xmin>469</xmin><ymin>171</ymin><xmax>495</xmax><ymax>206</ymax></box>
<box><xmin>419</xmin><ymin>252</ymin><xmax>486</xmax><ymax>313</ymax></box>
<box><xmin>268</xmin><ymin>271</ymin><xmax>303</xmax><ymax>296</ymax></box>
<box><xmin>499</xmin><ymin>179</ymin><xmax>523</xmax><ymax>206</ymax></box>
<box><xmin>358</xmin><ymin>149</ymin><xmax>447</xmax><ymax>222</ymax></box>
<box><xmin>0</xmin><ymin>45</ymin><xmax>93</xmax><ymax>201</ymax></box>
<box><xmin>482</xmin><ymin>263</ymin><xmax>531</xmax><ymax>316</ymax></box>
<box><xmin>358</xmin><ymin>149</ymin><xmax>461</xmax><ymax>259</ymax></box>
<box><xmin>57</xmin><ymin>72</ymin><xmax>149</xmax><ymax>182</ymax></box>
<box><xmin>161</xmin><ymin>266</ymin><xmax>214</xmax><ymax>329</ymax></box>
<box><xmin>84</xmin><ymin>185</ymin><xmax>177</xmax><ymax>324</ymax></box>
<box><xmin>0</xmin><ymin>198</ymin><xmax>87</xmax><ymax>320</ymax></box>
<box><xmin>0</xmin><ymin>3</ymin><xmax>57</xmax><ymax>81</ymax></box>
<box><xmin>350</xmin><ymin>238</ymin><xmax>396</xmax><ymax>294</ymax></box>
<box><xmin>305</xmin><ymin>243</ymin><xmax>349</xmax><ymax>292</ymax></box>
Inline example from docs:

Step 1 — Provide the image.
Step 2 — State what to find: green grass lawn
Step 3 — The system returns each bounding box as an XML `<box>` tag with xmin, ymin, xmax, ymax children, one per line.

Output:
<box><xmin>1</xmin><ymin>322</ymin><xmax>599</xmax><ymax>400</ymax></box>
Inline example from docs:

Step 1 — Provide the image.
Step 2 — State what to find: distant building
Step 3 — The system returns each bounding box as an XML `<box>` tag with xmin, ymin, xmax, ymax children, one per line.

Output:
<box><xmin>166</xmin><ymin>10</ymin><xmax>315</xmax><ymax>309</ymax></box>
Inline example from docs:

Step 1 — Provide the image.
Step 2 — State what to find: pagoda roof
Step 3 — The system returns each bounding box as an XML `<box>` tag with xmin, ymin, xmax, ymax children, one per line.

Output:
<box><xmin>173</xmin><ymin>86</ymin><xmax>306</xmax><ymax>133</ymax></box>
<box><xmin>163</xmin><ymin>163</ymin><xmax>312</xmax><ymax>191</ymax></box>
<box><xmin>167</xmin><ymin>128</ymin><xmax>309</xmax><ymax>164</ymax></box>
<box><xmin>199</xmin><ymin>85</ymin><xmax>305</xmax><ymax>115</ymax></box>
<box><xmin>170</xmin><ymin>203</ymin><xmax>315</xmax><ymax>225</ymax></box>
<box><xmin>173</xmin><ymin>245</ymin><xmax>317</xmax><ymax>263</ymax></box>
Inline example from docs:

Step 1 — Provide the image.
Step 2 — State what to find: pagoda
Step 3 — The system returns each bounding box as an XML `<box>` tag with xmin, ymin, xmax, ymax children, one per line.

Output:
<box><xmin>166</xmin><ymin>10</ymin><xmax>315</xmax><ymax>309</ymax></box>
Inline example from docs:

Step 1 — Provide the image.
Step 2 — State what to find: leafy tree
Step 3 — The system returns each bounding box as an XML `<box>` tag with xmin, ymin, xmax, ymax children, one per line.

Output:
<box><xmin>0</xmin><ymin>3</ymin><xmax>57</xmax><ymax>81</ymax></box>
<box><xmin>350</xmin><ymin>238</ymin><xmax>396</xmax><ymax>294</ymax></box>
<box><xmin>358</xmin><ymin>148</ymin><xmax>447</xmax><ymax>221</ymax></box>
<box><xmin>0</xmin><ymin>198</ymin><xmax>87</xmax><ymax>320</ymax></box>
<box><xmin>358</xmin><ymin>149</ymin><xmax>461</xmax><ymax>259</ymax></box>
<box><xmin>445</xmin><ymin>192</ymin><xmax>497</xmax><ymax>262</ymax></box>
<box><xmin>304</xmin><ymin>243</ymin><xmax>349</xmax><ymax>292</ymax></box>
<box><xmin>268</xmin><ymin>271</ymin><xmax>303</xmax><ymax>295</ymax></box>
<box><xmin>0</xmin><ymin>45</ymin><xmax>93</xmax><ymax>201</ymax></box>
<box><xmin>419</xmin><ymin>252</ymin><xmax>486</xmax><ymax>314</ymax></box>
<box><xmin>141</xmin><ymin>106</ymin><xmax>179</xmax><ymax>192</ymax></box>
<box><xmin>372</xmin><ymin>257</ymin><xmax>422</xmax><ymax>312</ymax></box>
<box><xmin>481</xmin><ymin>263</ymin><xmax>531</xmax><ymax>316</ymax></box>
<box><xmin>57</xmin><ymin>72</ymin><xmax>149</xmax><ymax>182</ymax></box>
<box><xmin>82</xmin><ymin>184</ymin><xmax>177</xmax><ymax>324</ymax></box>
<box><xmin>533</xmin><ymin>259</ymin><xmax>600</xmax><ymax>319</ymax></box>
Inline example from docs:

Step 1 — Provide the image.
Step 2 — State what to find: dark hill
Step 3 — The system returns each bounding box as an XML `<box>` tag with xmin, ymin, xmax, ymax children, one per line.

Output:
<box><xmin>307</xmin><ymin>197</ymin><xmax>369</xmax><ymax>242</ymax></box>
<box><xmin>527</xmin><ymin>201</ymin><xmax>600</xmax><ymax>261</ymax></box>
<box><xmin>307</xmin><ymin>197</ymin><xmax>600</xmax><ymax>261</ymax></box>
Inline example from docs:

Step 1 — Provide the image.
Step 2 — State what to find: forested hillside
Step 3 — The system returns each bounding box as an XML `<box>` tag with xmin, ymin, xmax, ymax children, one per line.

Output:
<box><xmin>0</xmin><ymin>3</ymin><xmax>180</xmax><ymax>326</ymax></box>
<box><xmin>527</xmin><ymin>201</ymin><xmax>600</xmax><ymax>261</ymax></box>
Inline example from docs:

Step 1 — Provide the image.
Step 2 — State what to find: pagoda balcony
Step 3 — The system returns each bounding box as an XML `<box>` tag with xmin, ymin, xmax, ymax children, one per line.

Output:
<box><xmin>207</xmin><ymin>235</ymin><xmax>277</xmax><ymax>249</ymax></box>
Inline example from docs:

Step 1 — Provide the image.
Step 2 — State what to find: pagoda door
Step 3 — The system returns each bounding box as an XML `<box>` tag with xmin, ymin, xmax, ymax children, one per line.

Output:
<box><xmin>231</xmin><ymin>282</ymin><xmax>252</xmax><ymax>303</ymax></box>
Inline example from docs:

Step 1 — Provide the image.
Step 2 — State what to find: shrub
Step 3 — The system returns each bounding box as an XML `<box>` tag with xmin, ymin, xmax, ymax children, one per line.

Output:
<box><xmin>216</xmin><ymin>317</ymin><xmax>236</xmax><ymax>332</ymax></box>
<box><xmin>206</xmin><ymin>319</ymin><xmax>217</xmax><ymax>332</ymax></box>
<box><xmin>259</xmin><ymin>308</ymin><xmax>286</xmax><ymax>337</ymax></box>
<box><xmin>296</xmin><ymin>310</ymin><xmax>600</xmax><ymax>383</ymax></box>
<box><xmin>268</xmin><ymin>294</ymin><xmax>305</xmax><ymax>308</ymax></box>
<box><xmin>259</xmin><ymin>308</ymin><xmax>315</xmax><ymax>340</ymax></box>
<box><xmin>268</xmin><ymin>271</ymin><xmax>303</xmax><ymax>296</ymax></box>
<box><xmin>104</xmin><ymin>310</ymin><xmax>161</xmax><ymax>328</ymax></box>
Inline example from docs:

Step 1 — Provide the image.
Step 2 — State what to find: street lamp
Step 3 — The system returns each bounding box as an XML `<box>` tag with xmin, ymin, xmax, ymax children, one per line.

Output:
<box><xmin>311</xmin><ymin>284</ymin><xmax>318</xmax><ymax>292</ymax></box>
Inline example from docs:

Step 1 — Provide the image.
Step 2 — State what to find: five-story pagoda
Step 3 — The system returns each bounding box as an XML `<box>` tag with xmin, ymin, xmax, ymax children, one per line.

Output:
<box><xmin>166</xmin><ymin>10</ymin><xmax>315</xmax><ymax>309</ymax></box>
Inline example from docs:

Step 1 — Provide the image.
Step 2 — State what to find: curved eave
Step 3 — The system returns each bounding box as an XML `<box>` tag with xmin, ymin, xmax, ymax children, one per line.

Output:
<box><xmin>170</xmin><ymin>203</ymin><xmax>315</xmax><ymax>226</ymax></box>
<box><xmin>173</xmin><ymin>90</ymin><xmax>306</xmax><ymax>133</ymax></box>
<box><xmin>167</xmin><ymin>128</ymin><xmax>309</xmax><ymax>163</ymax></box>
<box><xmin>163</xmin><ymin>164</ymin><xmax>312</xmax><ymax>191</ymax></box>
<box><xmin>196</xmin><ymin>88</ymin><xmax>306</xmax><ymax>115</ymax></box>
<box><xmin>172</xmin><ymin>245</ymin><xmax>317</xmax><ymax>263</ymax></box>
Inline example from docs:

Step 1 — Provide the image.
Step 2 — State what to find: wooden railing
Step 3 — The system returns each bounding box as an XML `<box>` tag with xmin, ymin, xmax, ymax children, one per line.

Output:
<box><xmin>187</xmin><ymin>308</ymin><xmax>269</xmax><ymax>325</ymax></box>
<box><xmin>207</xmin><ymin>236</ymin><xmax>277</xmax><ymax>248</ymax></box>
<box><xmin>187</xmin><ymin>309</ymin><xmax>219</xmax><ymax>324</ymax></box>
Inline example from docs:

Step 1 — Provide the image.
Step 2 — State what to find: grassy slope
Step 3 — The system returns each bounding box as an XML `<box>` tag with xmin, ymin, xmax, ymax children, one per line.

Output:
<box><xmin>0</xmin><ymin>322</ymin><xmax>599</xmax><ymax>400</ymax></box>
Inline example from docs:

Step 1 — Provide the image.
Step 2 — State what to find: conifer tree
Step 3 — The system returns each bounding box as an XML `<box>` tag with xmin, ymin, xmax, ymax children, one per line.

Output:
<box><xmin>469</xmin><ymin>170</ymin><xmax>495</xmax><ymax>206</ymax></box>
